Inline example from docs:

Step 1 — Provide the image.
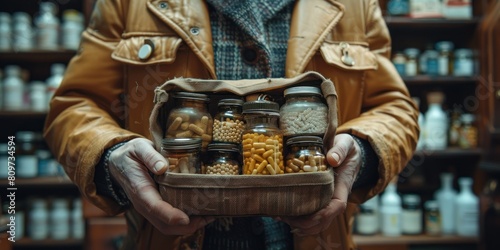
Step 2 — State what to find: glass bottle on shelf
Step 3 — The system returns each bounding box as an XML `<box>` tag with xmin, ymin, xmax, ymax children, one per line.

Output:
<box><xmin>436</xmin><ymin>41</ymin><xmax>454</xmax><ymax>76</ymax></box>
<box><xmin>392</xmin><ymin>52</ymin><xmax>407</xmax><ymax>76</ymax></box>
<box><xmin>29</xmin><ymin>198</ymin><xmax>49</xmax><ymax>240</ymax></box>
<box><xmin>71</xmin><ymin>198</ymin><xmax>85</xmax><ymax>239</ymax></box>
<box><xmin>434</xmin><ymin>172</ymin><xmax>457</xmax><ymax>235</ymax></box>
<box><xmin>46</xmin><ymin>63</ymin><xmax>66</xmax><ymax>107</ymax></box>
<box><xmin>0</xmin><ymin>12</ymin><xmax>12</xmax><ymax>50</ymax></box>
<box><xmin>425</xmin><ymin>200</ymin><xmax>441</xmax><ymax>236</ymax></box>
<box><xmin>35</xmin><ymin>1</ymin><xmax>60</xmax><ymax>50</ymax></box>
<box><xmin>16</xmin><ymin>131</ymin><xmax>39</xmax><ymax>178</ymax></box>
<box><xmin>356</xmin><ymin>195</ymin><xmax>379</xmax><ymax>235</ymax></box>
<box><xmin>455</xmin><ymin>177</ymin><xmax>479</xmax><ymax>236</ymax></box>
<box><xmin>12</xmin><ymin>12</ymin><xmax>34</xmax><ymax>50</ymax></box>
<box><xmin>3</xmin><ymin>65</ymin><xmax>25</xmax><ymax>111</ymax></box>
<box><xmin>404</xmin><ymin>48</ymin><xmax>420</xmax><ymax>77</ymax></box>
<box><xmin>50</xmin><ymin>198</ymin><xmax>70</xmax><ymax>240</ymax></box>
<box><xmin>62</xmin><ymin>9</ymin><xmax>84</xmax><ymax>50</ymax></box>
<box><xmin>423</xmin><ymin>91</ymin><xmax>448</xmax><ymax>150</ymax></box>
<box><xmin>426</xmin><ymin>50</ymin><xmax>440</xmax><ymax>76</ymax></box>
<box><xmin>402</xmin><ymin>194</ymin><xmax>422</xmax><ymax>235</ymax></box>
<box><xmin>458</xmin><ymin>113</ymin><xmax>478</xmax><ymax>149</ymax></box>
<box><xmin>30</xmin><ymin>81</ymin><xmax>48</xmax><ymax>111</ymax></box>
<box><xmin>454</xmin><ymin>48</ymin><xmax>475</xmax><ymax>76</ymax></box>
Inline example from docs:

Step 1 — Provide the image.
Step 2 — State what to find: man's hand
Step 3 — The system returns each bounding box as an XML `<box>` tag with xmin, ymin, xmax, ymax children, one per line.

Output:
<box><xmin>107</xmin><ymin>138</ymin><xmax>214</xmax><ymax>235</ymax></box>
<box><xmin>279</xmin><ymin>134</ymin><xmax>361</xmax><ymax>236</ymax></box>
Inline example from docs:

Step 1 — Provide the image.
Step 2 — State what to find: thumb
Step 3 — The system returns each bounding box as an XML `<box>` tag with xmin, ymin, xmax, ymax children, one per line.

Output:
<box><xmin>131</xmin><ymin>139</ymin><xmax>169</xmax><ymax>175</ymax></box>
<box><xmin>326</xmin><ymin>134</ymin><xmax>353</xmax><ymax>167</ymax></box>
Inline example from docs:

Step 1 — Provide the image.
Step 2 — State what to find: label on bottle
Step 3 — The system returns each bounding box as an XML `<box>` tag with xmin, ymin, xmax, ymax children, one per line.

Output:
<box><xmin>438</xmin><ymin>56</ymin><xmax>449</xmax><ymax>75</ymax></box>
<box><xmin>425</xmin><ymin>118</ymin><xmax>448</xmax><ymax>149</ymax></box>
<box><xmin>402</xmin><ymin>210</ymin><xmax>422</xmax><ymax>234</ymax></box>
<box><xmin>38</xmin><ymin>25</ymin><xmax>59</xmax><ymax>49</ymax></box>
<box><xmin>456</xmin><ymin>206</ymin><xmax>479</xmax><ymax>236</ymax></box>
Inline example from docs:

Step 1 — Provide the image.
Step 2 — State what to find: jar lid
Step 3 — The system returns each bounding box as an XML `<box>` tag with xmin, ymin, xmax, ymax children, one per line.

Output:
<box><xmin>207</xmin><ymin>143</ymin><xmax>240</xmax><ymax>152</ymax></box>
<box><xmin>435</xmin><ymin>41</ymin><xmax>454</xmax><ymax>51</ymax></box>
<box><xmin>162</xmin><ymin>138</ymin><xmax>202</xmax><ymax>150</ymax></box>
<box><xmin>218</xmin><ymin>98</ymin><xmax>244</xmax><ymax>107</ymax></box>
<box><xmin>16</xmin><ymin>131</ymin><xmax>36</xmax><ymax>142</ymax></box>
<box><xmin>242</xmin><ymin>100</ymin><xmax>280</xmax><ymax>114</ymax></box>
<box><xmin>403</xmin><ymin>194</ymin><xmax>420</xmax><ymax>205</ymax></box>
<box><xmin>404</xmin><ymin>48</ymin><xmax>420</xmax><ymax>57</ymax></box>
<box><xmin>454</xmin><ymin>48</ymin><xmax>473</xmax><ymax>57</ymax></box>
<box><xmin>424</xmin><ymin>200</ymin><xmax>439</xmax><ymax>210</ymax></box>
<box><xmin>285</xmin><ymin>135</ymin><xmax>324</xmax><ymax>147</ymax></box>
<box><xmin>284</xmin><ymin>86</ymin><xmax>322</xmax><ymax>97</ymax></box>
<box><xmin>172</xmin><ymin>92</ymin><xmax>209</xmax><ymax>102</ymax></box>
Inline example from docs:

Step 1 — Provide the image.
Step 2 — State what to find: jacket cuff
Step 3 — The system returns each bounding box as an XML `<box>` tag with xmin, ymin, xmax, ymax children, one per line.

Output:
<box><xmin>351</xmin><ymin>135</ymin><xmax>379</xmax><ymax>189</ymax></box>
<box><xmin>94</xmin><ymin>142</ymin><xmax>131</xmax><ymax>208</ymax></box>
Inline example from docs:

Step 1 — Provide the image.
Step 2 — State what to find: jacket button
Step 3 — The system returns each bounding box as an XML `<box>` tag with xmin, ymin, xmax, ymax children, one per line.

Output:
<box><xmin>138</xmin><ymin>39</ymin><xmax>155</xmax><ymax>60</ymax></box>
<box><xmin>242</xmin><ymin>47</ymin><xmax>258</xmax><ymax>64</ymax></box>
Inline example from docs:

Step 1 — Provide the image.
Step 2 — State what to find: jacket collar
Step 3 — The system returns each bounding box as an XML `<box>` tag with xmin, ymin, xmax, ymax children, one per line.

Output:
<box><xmin>286</xmin><ymin>0</ymin><xmax>344</xmax><ymax>77</ymax></box>
<box><xmin>147</xmin><ymin>0</ymin><xmax>344</xmax><ymax>79</ymax></box>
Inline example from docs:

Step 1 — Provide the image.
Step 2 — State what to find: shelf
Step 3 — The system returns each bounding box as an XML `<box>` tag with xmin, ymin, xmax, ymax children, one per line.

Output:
<box><xmin>13</xmin><ymin>238</ymin><xmax>84</xmax><ymax>248</ymax></box>
<box><xmin>384</xmin><ymin>16</ymin><xmax>481</xmax><ymax>29</ymax></box>
<box><xmin>0</xmin><ymin>111</ymin><xmax>47</xmax><ymax>118</ymax></box>
<box><xmin>0</xmin><ymin>176</ymin><xmax>75</xmax><ymax>188</ymax></box>
<box><xmin>413</xmin><ymin>147</ymin><xmax>483</xmax><ymax>159</ymax></box>
<box><xmin>354</xmin><ymin>234</ymin><xmax>479</xmax><ymax>246</ymax></box>
<box><xmin>0</xmin><ymin>50</ymin><xmax>76</xmax><ymax>63</ymax></box>
<box><xmin>402</xmin><ymin>76</ymin><xmax>478</xmax><ymax>86</ymax></box>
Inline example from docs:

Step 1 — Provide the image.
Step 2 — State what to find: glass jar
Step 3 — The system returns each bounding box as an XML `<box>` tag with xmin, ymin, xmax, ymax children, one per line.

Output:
<box><xmin>0</xmin><ymin>143</ymin><xmax>8</xmax><ymax>178</ymax></box>
<box><xmin>204</xmin><ymin>143</ymin><xmax>241</xmax><ymax>175</ymax></box>
<box><xmin>454</xmin><ymin>49</ymin><xmax>474</xmax><ymax>76</ymax></box>
<box><xmin>161</xmin><ymin>138</ymin><xmax>202</xmax><ymax>174</ymax></box>
<box><xmin>242</xmin><ymin>99</ymin><xmax>283</xmax><ymax>175</ymax></box>
<box><xmin>402</xmin><ymin>194</ymin><xmax>422</xmax><ymax>235</ymax></box>
<box><xmin>165</xmin><ymin>92</ymin><xmax>213</xmax><ymax>150</ymax></box>
<box><xmin>404</xmin><ymin>48</ymin><xmax>420</xmax><ymax>76</ymax></box>
<box><xmin>280</xmin><ymin>86</ymin><xmax>328</xmax><ymax>136</ymax></box>
<box><xmin>459</xmin><ymin>113</ymin><xmax>478</xmax><ymax>149</ymax></box>
<box><xmin>426</xmin><ymin>50</ymin><xmax>440</xmax><ymax>76</ymax></box>
<box><xmin>425</xmin><ymin>200</ymin><xmax>441</xmax><ymax>236</ymax></box>
<box><xmin>392</xmin><ymin>52</ymin><xmax>407</xmax><ymax>76</ymax></box>
<box><xmin>29</xmin><ymin>198</ymin><xmax>49</xmax><ymax>240</ymax></box>
<box><xmin>212</xmin><ymin>98</ymin><xmax>245</xmax><ymax>144</ymax></box>
<box><xmin>435</xmin><ymin>41</ymin><xmax>454</xmax><ymax>76</ymax></box>
<box><xmin>285</xmin><ymin>135</ymin><xmax>327</xmax><ymax>173</ymax></box>
<box><xmin>50</xmin><ymin>198</ymin><xmax>70</xmax><ymax>240</ymax></box>
<box><xmin>16</xmin><ymin>131</ymin><xmax>38</xmax><ymax>178</ymax></box>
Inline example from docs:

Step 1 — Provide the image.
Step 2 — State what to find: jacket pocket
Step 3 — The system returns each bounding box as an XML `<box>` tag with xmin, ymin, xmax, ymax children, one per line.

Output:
<box><xmin>111</xmin><ymin>35</ymin><xmax>183</xmax><ymax>65</ymax></box>
<box><xmin>320</xmin><ymin>42</ymin><xmax>378</xmax><ymax>71</ymax></box>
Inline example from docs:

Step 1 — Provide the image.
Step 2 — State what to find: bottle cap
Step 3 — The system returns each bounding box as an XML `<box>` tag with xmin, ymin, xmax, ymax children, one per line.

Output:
<box><xmin>435</xmin><ymin>41</ymin><xmax>454</xmax><ymax>52</ymax></box>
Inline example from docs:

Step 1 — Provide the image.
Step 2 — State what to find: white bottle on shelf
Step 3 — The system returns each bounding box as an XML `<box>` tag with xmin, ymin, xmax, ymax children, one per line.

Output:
<box><xmin>29</xmin><ymin>198</ymin><xmax>49</xmax><ymax>240</ymax></box>
<box><xmin>380</xmin><ymin>181</ymin><xmax>402</xmax><ymax>236</ymax></box>
<box><xmin>62</xmin><ymin>9</ymin><xmax>84</xmax><ymax>50</ymax></box>
<box><xmin>412</xmin><ymin>97</ymin><xmax>425</xmax><ymax>150</ymax></box>
<box><xmin>30</xmin><ymin>81</ymin><xmax>48</xmax><ymax>111</ymax></box>
<box><xmin>0</xmin><ymin>12</ymin><xmax>12</xmax><ymax>50</ymax></box>
<box><xmin>356</xmin><ymin>195</ymin><xmax>379</xmax><ymax>235</ymax></box>
<box><xmin>50</xmin><ymin>198</ymin><xmax>70</xmax><ymax>240</ymax></box>
<box><xmin>3</xmin><ymin>65</ymin><xmax>25</xmax><ymax>111</ymax></box>
<box><xmin>71</xmin><ymin>198</ymin><xmax>85</xmax><ymax>239</ymax></box>
<box><xmin>46</xmin><ymin>63</ymin><xmax>65</xmax><ymax>107</ymax></box>
<box><xmin>35</xmin><ymin>1</ymin><xmax>60</xmax><ymax>50</ymax></box>
<box><xmin>424</xmin><ymin>91</ymin><xmax>448</xmax><ymax>150</ymax></box>
<box><xmin>455</xmin><ymin>177</ymin><xmax>479</xmax><ymax>236</ymax></box>
<box><xmin>12</xmin><ymin>12</ymin><xmax>34</xmax><ymax>50</ymax></box>
<box><xmin>434</xmin><ymin>172</ymin><xmax>457</xmax><ymax>235</ymax></box>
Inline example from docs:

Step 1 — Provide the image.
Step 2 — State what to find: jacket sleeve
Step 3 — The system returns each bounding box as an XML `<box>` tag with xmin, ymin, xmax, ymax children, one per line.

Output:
<box><xmin>338</xmin><ymin>0</ymin><xmax>420</xmax><ymax>204</ymax></box>
<box><xmin>43</xmin><ymin>0</ymin><xmax>142</xmax><ymax>215</ymax></box>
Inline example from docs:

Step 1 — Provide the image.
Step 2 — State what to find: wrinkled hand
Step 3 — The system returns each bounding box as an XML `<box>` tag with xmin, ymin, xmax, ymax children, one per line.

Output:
<box><xmin>107</xmin><ymin>138</ymin><xmax>214</xmax><ymax>235</ymax></box>
<box><xmin>279</xmin><ymin>134</ymin><xmax>361</xmax><ymax>236</ymax></box>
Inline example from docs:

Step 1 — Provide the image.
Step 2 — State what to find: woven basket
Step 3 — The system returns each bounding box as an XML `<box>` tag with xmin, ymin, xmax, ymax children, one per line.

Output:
<box><xmin>150</xmin><ymin>71</ymin><xmax>338</xmax><ymax>216</ymax></box>
<box><xmin>155</xmin><ymin>169</ymin><xmax>334</xmax><ymax>216</ymax></box>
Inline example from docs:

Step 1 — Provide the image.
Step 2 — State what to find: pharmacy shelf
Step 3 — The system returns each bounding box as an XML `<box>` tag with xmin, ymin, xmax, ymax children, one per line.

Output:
<box><xmin>354</xmin><ymin>234</ymin><xmax>479</xmax><ymax>246</ymax></box>
<box><xmin>384</xmin><ymin>17</ymin><xmax>481</xmax><ymax>29</ymax></box>
<box><xmin>0</xmin><ymin>111</ymin><xmax>47</xmax><ymax>118</ymax></box>
<box><xmin>0</xmin><ymin>176</ymin><xmax>75</xmax><ymax>188</ymax></box>
<box><xmin>0</xmin><ymin>50</ymin><xmax>76</xmax><ymax>63</ymax></box>
<box><xmin>12</xmin><ymin>238</ymin><xmax>84</xmax><ymax>249</ymax></box>
<box><xmin>414</xmin><ymin>147</ymin><xmax>483</xmax><ymax>159</ymax></box>
<box><xmin>402</xmin><ymin>76</ymin><xmax>479</xmax><ymax>86</ymax></box>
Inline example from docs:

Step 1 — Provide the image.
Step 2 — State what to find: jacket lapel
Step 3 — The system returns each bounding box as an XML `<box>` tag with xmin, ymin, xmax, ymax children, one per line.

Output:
<box><xmin>147</xmin><ymin>0</ymin><xmax>216</xmax><ymax>79</ymax></box>
<box><xmin>286</xmin><ymin>0</ymin><xmax>344</xmax><ymax>77</ymax></box>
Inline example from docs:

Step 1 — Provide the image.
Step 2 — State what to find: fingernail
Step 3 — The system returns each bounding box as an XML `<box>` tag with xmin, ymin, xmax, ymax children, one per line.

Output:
<box><xmin>331</xmin><ymin>153</ymin><xmax>340</xmax><ymax>162</ymax></box>
<box><xmin>154</xmin><ymin>161</ymin><xmax>165</xmax><ymax>172</ymax></box>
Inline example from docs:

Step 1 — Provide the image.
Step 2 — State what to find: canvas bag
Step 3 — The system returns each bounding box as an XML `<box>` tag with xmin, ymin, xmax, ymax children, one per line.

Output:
<box><xmin>151</xmin><ymin>71</ymin><xmax>338</xmax><ymax>216</ymax></box>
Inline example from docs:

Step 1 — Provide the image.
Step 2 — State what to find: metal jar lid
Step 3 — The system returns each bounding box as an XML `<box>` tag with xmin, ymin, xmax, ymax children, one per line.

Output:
<box><xmin>207</xmin><ymin>143</ymin><xmax>240</xmax><ymax>153</ymax></box>
<box><xmin>242</xmin><ymin>100</ymin><xmax>280</xmax><ymax>114</ymax></box>
<box><xmin>172</xmin><ymin>92</ymin><xmax>210</xmax><ymax>102</ymax></box>
<box><xmin>162</xmin><ymin>138</ymin><xmax>202</xmax><ymax>150</ymax></box>
<box><xmin>285</xmin><ymin>135</ymin><xmax>324</xmax><ymax>147</ymax></box>
<box><xmin>283</xmin><ymin>86</ymin><xmax>322</xmax><ymax>97</ymax></box>
<box><xmin>218</xmin><ymin>98</ymin><xmax>244</xmax><ymax>107</ymax></box>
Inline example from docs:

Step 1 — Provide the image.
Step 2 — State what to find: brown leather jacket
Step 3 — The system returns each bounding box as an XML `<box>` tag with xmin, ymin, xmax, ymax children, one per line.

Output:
<box><xmin>43</xmin><ymin>0</ymin><xmax>419</xmax><ymax>249</ymax></box>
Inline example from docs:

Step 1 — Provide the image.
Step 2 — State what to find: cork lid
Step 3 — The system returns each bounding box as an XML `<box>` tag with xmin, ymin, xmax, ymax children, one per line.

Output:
<box><xmin>426</xmin><ymin>91</ymin><xmax>445</xmax><ymax>104</ymax></box>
